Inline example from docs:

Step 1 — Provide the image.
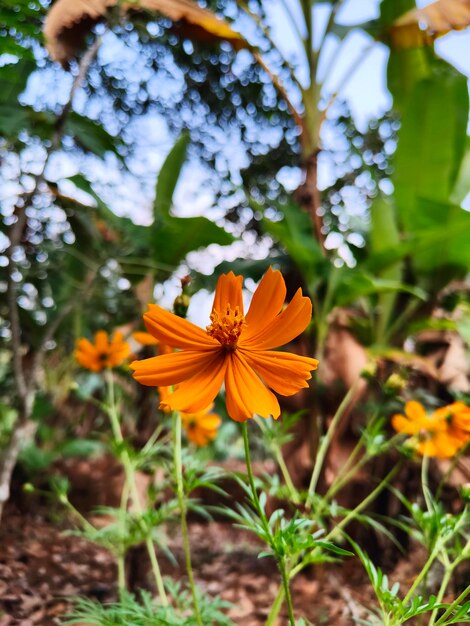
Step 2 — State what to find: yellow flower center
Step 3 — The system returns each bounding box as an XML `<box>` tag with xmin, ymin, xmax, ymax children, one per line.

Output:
<box><xmin>206</xmin><ymin>304</ymin><xmax>246</xmax><ymax>350</ymax></box>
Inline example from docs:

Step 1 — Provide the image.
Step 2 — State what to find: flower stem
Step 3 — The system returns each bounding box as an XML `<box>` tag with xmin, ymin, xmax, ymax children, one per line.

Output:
<box><xmin>429</xmin><ymin>564</ymin><xmax>454</xmax><ymax>626</ymax></box>
<box><xmin>434</xmin><ymin>584</ymin><xmax>470</xmax><ymax>626</ymax></box>
<box><xmin>105</xmin><ymin>370</ymin><xmax>168</xmax><ymax>605</ymax></box>
<box><xmin>402</xmin><ymin>545</ymin><xmax>440</xmax><ymax>606</ymax></box>
<box><xmin>421</xmin><ymin>455</ymin><xmax>434</xmax><ymax>514</ymax></box>
<box><xmin>306</xmin><ymin>378</ymin><xmax>361</xmax><ymax>509</ymax></box>
<box><xmin>326</xmin><ymin>463</ymin><xmax>401</xmax><ymax>542</ymax></box>
<box><xmin>173</xmin><ymin>411</ymin><xmax>203</xmax><ymax>626</ymax></box>
<box><xmin>264</xmin><ymin>585</ymin><xmax>285</xmax><ymax>626</ymax></box>
<box><xmin>241</xmin><ymin>422</ymin><xmax>296</xmax><ymax>626</ymax></box>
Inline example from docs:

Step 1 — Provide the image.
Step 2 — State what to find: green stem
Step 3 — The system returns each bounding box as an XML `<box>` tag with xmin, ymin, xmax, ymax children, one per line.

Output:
<box><xmin>278</xmin><ymin>556</ymin><xmax>296</xmax><ymax>626</ymax></box>
<box><xmin>421</xmin><ymin>455</ymin><xmax>434</xmax><ymax>514</ymax></box>
<box><xmin>326</xmin><ymin>463</ymin><xmax>401</xmax><ymax>543</ymax></box>
<box><xmin>306</xmin><ymin>378</ymin><xmax>362</xmax><ymax>509</ymax></box>
<box><xmin>267</xmin><ymin>463</ymin><xmax>401</xmax><ymax>626</ymax></box>
<box><xmin>429</xmin><ymin>564</ymin><xmax>454</xmax><ymax>626</ymax></box>
<box><xmin>436</xmin><ymin>443</ymin><xmax>468</xmax><ymax>500</ymax></box>
<box><xmin>265</xmin><ymin>585</ymin><xmax>285</xmax><ymax>626</ymax></box>
<box><xmin>117</xmin><ymin>480</ymin><xmax>130</xmax><ymax>598</ymax></box>
<box><xmin>105</xmin><ymin>370</ymin><xmax>168</xmax><ymax>606</ymax></box>
<box><xmin>402</xmin><ymin>545</ymin><xmax>440</xmax><ymax>606</ymax></box>
<box><xmin>273</xmin><ymin>444</ymin><xmax>300</xmax><ymax>504</ymax></box>
<box><xmin>242</xmin><ymin>422</ymin><xmax>296</xmax><ymax>626</ymax></box>
<box><xmin>434</xmin><ymin>584</ymin><xmax>470</xmax><ymax>626</ymax></box>
<box><xmin>173</xmin><ymin>412</ymin><xmax>203</xmax><ymax>626</ymax></box>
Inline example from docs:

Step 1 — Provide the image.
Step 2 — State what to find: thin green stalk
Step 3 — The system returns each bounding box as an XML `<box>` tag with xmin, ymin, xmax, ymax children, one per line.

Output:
<box><xmin>402</xmin><ymin>545</ymin><xmax>440</xmax><ymax>606</ymax></box>
<box><xmin>306</xmin><ymin>377</ymin><xmax>362</xmax><ymax>509</ymax></box>
<box><xmin>242</xmin><ymin>422</ymin><xmax>296</xmax><ymax>626</ymax></box>
<box><xmin>325</xmin><ymin>433</ymin><xmax>403</xmax><ymax>502</ymax></box>
<box><xmin>173</xmin><ymin>411</ymin><xmax>203</xmax><ymax>626</ymax></box>
<box><xmin>265</xmin><ymin>585</ymin><xmax>285</xmax><ymax>626</ymax></box>
<box><xmin>429</xmin><ymin>564</ymin><xmax>454</xmax><ymax>626</ymax></box>
<box><xmin>278</xmin><ymin>557</ymin><xmax>296</xmax><ymax>626</ymax></box>
<box><xmin>117</xmin><ymin>480</ymin><xmax>130</xmax><ymax>598</ymax></box>
<box><xmin>266</xmin><ymin>463</ymin><xmax>401</xmax><ymax>626</ymax></box>
<box><xmin>273</xmin><ymin>444</ymin><xmax>300</xmax><ymax>504</ymax></box>
<box><xmin>105</xmin><ymin>370</ymin><xmax>168</xmax><ymax>606</ymax></box>
<box><xmin>421</xmin><ymin>455</ymin><xmax>434</xmax><ymax>514</ymax></box>
<box><xmin>326</xmin><ymin>463</ymin><xmax>401</xmax><ymax>543</ymax></box>
<box><xmin>434</xmin><ymin>584</ymin><xmax>470</xmax><ymax>626</ymax></box>
<box><xmin>436</xmin><ymin>443</ymin><xmax>468</xmax><ymax>500</ymax></box>
<box><xmin>256</xmin><ymin>418</ymin><xmax>300</xmax><ymax>504</ymax></box>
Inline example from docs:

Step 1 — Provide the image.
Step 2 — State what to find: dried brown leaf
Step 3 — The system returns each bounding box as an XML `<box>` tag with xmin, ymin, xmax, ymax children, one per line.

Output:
<box><xmin>390</xmin><ymin>0</ymin><xmax>470</xmax><ymax>48</ymax></box>
<box><xmin>44</xmin><ymin>0</ymin><xmax>249</xmax><ymax>65</ymax></box>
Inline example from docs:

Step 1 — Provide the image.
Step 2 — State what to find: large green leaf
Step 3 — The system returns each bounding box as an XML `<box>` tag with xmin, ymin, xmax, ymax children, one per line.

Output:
<box><xmin>261</xmin><ymin>199</ymin><xmax>327</xmax><ymax>293</ymax></box>
<box><xmin>369</xmin><ymin>195</ymin><xmax>401</xmax><ymax>340</ymax></box>
<box><xmin>149</xmin><ymin>132</ymin><xmax>234</xmax><ymax>269</ymax></box>
<box><xmin>65</xmin><ymin>113</ymin><xmax>124</xmax><ymax>159</ymax></box>
<box><xmin>332</xmin><ymin>271</ymin><xmax>427</xmax><ymax>308</ymax></box>
<box><xmin>0</xmin><ymin>58</ymin><xmax>36</xmax><ymax>104</ymax></box>
<box><xmin>366</xmin><ymin>210</ymin><xmax>470</xmax><ymax>273</ymax></box>
<box><xmin>0</xmin><ymin>104</ymin><xmax>54</xmax><ymax>140</ymax></box>
<box><xmin>153</xmin><ymin>132</ymin><xmax>190</xmax><ymax>222</ymax></box>
<box><xmin>151</xmin><ymin>216</ymin><xmax>234</xmax><ymax>269</ymax></box>
<box><xmin>393</xmin><ymin>62</ymin><xmax>468</xmax><ymax>231</ymax></box>
<box><xmin>66</xmin><ymin>174</ymin><xmax>150</xmax><ymax>256</ymax></box>
<box><xmin>451</xmin><ymin>135</ymin><xmax>470</xmax><ymax>205</ymax></box>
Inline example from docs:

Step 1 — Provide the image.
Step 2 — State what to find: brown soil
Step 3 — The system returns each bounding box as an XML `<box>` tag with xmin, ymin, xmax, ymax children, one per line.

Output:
<box><xmin>0</xmin><ymin>498</ymin><xmax>427</xmax><ymax>626</ymax></box>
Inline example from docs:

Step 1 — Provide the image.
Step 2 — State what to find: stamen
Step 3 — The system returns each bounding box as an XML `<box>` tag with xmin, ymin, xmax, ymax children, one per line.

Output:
<box><xmin>206</xmin><ymin>304</ymin><xmax>246</xmax><ymax>349</ymax></box>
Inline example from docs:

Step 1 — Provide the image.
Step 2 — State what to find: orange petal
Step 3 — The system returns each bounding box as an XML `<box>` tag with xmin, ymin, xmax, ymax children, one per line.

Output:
<box><xmin>197</xmin><ymin>413</ymin><xmax>222</xmax><ymax>429</ymax></box>
<box><xmin>404</xmin><ymin>401</ymin><xmax>427</xmax><ymax>425</ymax></box>
<box><xmin>132</xmin><ymin>331</ymin><xmax>159</xmax><ymax>346</ymax></box>
<box><xmin>159</xmin><ymin>353</ymin><xmax>228</xmax><ymax>413</ymax></box>
<box><xmin>75</xmin><ymin>338</ymin><xmax>96</xmax><ymax>356</ymax></box>
<box><xmin>212</xmin><ymin>272</ymin><xmax>244</xmax><ymax>315</ymax></box>
<box><xmin>391</xmin><ymin>413</ymin><xmax>419</xmax><ymax>435</ymax></box>
<box><xmin>243</xmin><ymin>267</ymin><xmax>286</xmax><ymax>340</ymax></box>
<box><xmin>240</xmin><ymin>288</ymin><xmax>311</xmax><ymax>350</ymax></box>
<box><xmin>131</xmin><ymin>350</ymin><xmax>218</xmax><ymax>387</ymax></box>
<box><xmin>94</xmin><ymin>330</ymin><xmax>109</xmax><ymax>353</ymax></box>
<box><xmin>224</xmin><ymin>352</ymin><xmax>280</xmax><ymax>422</ymax></box>
<box><xmin>144</xmin><ymin>304</ymin><xmax>218</xmax><ymax>351</ymax></box>
<box><xmin>241</xmin><ymin>349</ymin><xmax>318</xmax><ymax>396</ymax></box>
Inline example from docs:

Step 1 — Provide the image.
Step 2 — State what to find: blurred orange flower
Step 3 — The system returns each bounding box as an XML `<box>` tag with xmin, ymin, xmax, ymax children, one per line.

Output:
<box><xmin>131</xmin><ymin>267</ymin><xmax>319</xmax><ymax>422</ymax></box>
<box><xmin>392</xmin><ymin>400</ymin><xmax>470</xmax><ymax>458</ymax></box>
<box><xmin>181</xmin><ymin>404</ymin><xmax>222</xmax><ymax>446</ymax></box>
<box><xmin>75</xmin><ymin>330</ymin><xmax>131</xmax><ymax>372</ymax></box>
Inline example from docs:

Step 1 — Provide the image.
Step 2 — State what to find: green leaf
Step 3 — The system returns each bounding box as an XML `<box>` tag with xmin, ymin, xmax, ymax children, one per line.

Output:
<box><xmin>0</xmin><ymin>58</ymin><xmax>36</xmax><ymax>104</ymax></box>
<box><xmin>153</xmin><ymin>132</ymin><xmax>190</xmax><ymax>222</ymax></box>
<box><xmin>64</xmin><ymin>113</ymin><xmax>124</xmax><ymax>159</ymax></box>
<box><xmin>149</xmin><ymin>133</ymin><xmax>234</xmax><ymax>270</ymax></box>
<box><xmin>393</xmin><ymin>62</ymin><xmax>469</xmax><ymax>234</ymax></box>
<box><xmin>333</xmin><ymin>270</ymin><xmax>426</xmax><ymax>308</ymax></box>
<box><xmin>262</xmin><ymin>200</ymin><xmax>327</xmax><ymax>292</ymax></box>
<box><xmin>314</xmin><ymin>540</ymin><xmax>354</xmax><ymax>557</ymax></box>
<box><xmin>370</xmin><ymin>195</ymin><xmax>401</xmax><ymax>339</ymax></box>
<box><xmin>150</xmin><ymin>215</ymin><xmax>234</xmax><ymax>270</ymax></box>
<box><xmin>451</xmin><ymin>135</ymin><xmax>470</xmax><ymax>205</ymax></box>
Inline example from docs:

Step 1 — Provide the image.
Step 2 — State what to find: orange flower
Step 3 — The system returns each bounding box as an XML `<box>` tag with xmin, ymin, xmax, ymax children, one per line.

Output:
<box><xmin>392</xmin><ymin>400</ymin><xmax>470</xmax><ymax>458</ymax></box>
<box><xmin>131</xmin><ymin>267</ymin><xmax>319</xmax><ymax>422</ymax></box>
<box><xmin>75</xmin><ymin>330</ymin><xmax>131</xmax><ymax>372</ymax></box>
<box><xmin>180</xmin><ymin>404</ymin><xmax>222</xmax><ymax>446</ymax></box>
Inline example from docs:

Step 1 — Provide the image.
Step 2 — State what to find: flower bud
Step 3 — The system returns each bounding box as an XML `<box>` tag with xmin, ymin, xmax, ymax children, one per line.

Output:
<box><xmin>384</xmin><ymin>373</ymin><xmax>407</xmax><ymax>395</ymax></box>
<box><xmin>173</xmin><ymin>293</ymin><xmax>190</xmax><ymax>318</ymax></box>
